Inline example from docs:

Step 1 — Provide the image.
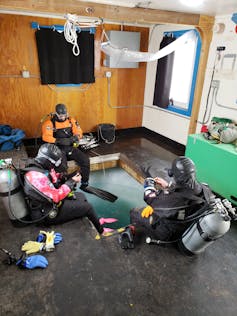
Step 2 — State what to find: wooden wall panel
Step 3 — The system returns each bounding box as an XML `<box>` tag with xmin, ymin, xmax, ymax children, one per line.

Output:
<box><xmin>0</xmin><ymin>14</ymin><xmax>148</xmax><ymax>138</ymax></box>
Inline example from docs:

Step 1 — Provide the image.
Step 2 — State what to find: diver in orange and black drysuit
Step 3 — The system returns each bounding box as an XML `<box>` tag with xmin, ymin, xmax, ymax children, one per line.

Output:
<box><xmin>42</xmin><ymin>104</ymin><xmax>90</xmax><ymax>189</ymax></box>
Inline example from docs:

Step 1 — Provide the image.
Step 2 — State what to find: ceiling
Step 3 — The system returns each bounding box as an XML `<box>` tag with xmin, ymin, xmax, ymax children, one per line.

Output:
<box><xmin>80</xmin><ymin>0</ymin><xmax>237</xmax><ymax>16</ymax></box>
<box><xmin>0</xmin><ymin>0</ymin><xmax>236</xmax><ymax>27</ymax></box>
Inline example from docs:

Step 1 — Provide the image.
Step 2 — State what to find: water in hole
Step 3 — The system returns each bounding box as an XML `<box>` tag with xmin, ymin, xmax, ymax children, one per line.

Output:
<box><xmin>77</xmin><ymin>167</ymin><xmax>146</xmax><ymax>229</ymax></box>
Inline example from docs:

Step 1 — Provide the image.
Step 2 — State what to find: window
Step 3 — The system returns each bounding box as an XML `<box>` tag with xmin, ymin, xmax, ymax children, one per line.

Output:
<box><xmin>154</xmin><ymin>29</ymin><xmax>201</xmax><ymax>117</ymax></box>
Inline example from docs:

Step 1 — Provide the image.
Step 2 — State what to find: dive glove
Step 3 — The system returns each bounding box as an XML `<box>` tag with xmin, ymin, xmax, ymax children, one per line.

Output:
<box><xmin>21</xmin><ymin>241</ymin><xmax>45</xmax><ymax>255</ymax></box>
<box><xmin>72</xmin><ymin>135</ymin><xmax>79</xmax><ymax>147</ymax></box>
<box><xmin>22</xmin><ymin>231</ymin><xmax>63</xmax><ymax>254</ymax></box>
<box><xmin>54</xmin><ymin>233</ymin><xmax>63</xmax><ymax>245</ymax></box>
<box><xmin>16</xmin><ymin>255</ymin><xmax>48</xmax><ymax>269</ymax></box>
<box><xmin>36</xmin><ymin>231</ymin><xmax>63</xmax><ymax>251</ymax></box>
<box><xmin>56</xmin><ymin>137</ymin><xmax>72</xmax><ymax>146</ymax></box>
<box><xmin>56</xmin><ymin>136</ymin><xmax>78</xmax><ymax>146</ymax></box>
<box><xmin>67</xmin><ymin>191</ymin><xmax>76</xmax><ymax>199</ymax></box>
<box><xmin>141</xmin><ymin>205</ymin><xmax>154</xmax><ymax>218</ymax></box>
<box><xmin>65</xmin><ymin>179</ymin><xmax>77</xmax><ymax>191</ymax></box>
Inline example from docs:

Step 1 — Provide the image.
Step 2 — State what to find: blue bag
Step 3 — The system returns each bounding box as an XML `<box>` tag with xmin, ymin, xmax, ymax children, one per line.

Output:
<box><xmin>0</xmin><ymin>124</ymin><xmax>12</xmax><ymax>136</ymax></box>
<box><xmin>0</xmin><ymin>125</ymin><xmax>25</xmax><ymax>151</ymax></box>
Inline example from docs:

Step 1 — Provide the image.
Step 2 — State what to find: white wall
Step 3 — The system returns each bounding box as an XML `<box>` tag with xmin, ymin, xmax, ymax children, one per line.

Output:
<box><xmin>143</xmin><ymin>15</ymin><xmax>237</xmax><ymax>145</ymax></box>
<box><xmin>196</xmin><ymin>15</ymin><xmax>237</xmax><ymax>133</ymax></box>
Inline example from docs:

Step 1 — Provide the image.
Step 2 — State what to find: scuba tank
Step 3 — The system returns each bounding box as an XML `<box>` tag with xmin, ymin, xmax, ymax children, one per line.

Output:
<box><xmin>0</xmin><ymin>159</ymin><xmax>29</xmax><ymax>227</ymax></box>
<box><xmin>179</xmin><ymin>198</ymin><xmax>236</xmax><ymax>255</ymax></box>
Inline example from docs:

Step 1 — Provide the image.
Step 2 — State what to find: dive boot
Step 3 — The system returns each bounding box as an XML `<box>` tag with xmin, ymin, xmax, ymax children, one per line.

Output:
<box><xmin>118</xmin><ymin>226</ymin><xmax>134</xmax><ymax>249</ymax></box>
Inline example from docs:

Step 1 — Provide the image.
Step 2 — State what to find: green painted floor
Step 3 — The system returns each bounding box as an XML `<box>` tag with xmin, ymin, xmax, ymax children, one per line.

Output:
<box><xmin>78</xmin><ymin>167</ymin><xmax>146</xmax><ymax>229</ymax></box>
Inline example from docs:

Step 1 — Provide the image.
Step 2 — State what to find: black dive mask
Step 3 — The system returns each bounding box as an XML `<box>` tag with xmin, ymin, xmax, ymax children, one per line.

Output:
<box><xmin>55</xmin><ymin>104</ymin><xmax>68</xmax><ymax>122</ymax></box>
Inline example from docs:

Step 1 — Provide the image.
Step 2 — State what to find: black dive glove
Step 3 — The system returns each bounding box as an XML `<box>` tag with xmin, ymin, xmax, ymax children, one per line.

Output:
<box><xmin>56</xmin><ymin>136</ymin><xmax>79</xmax><ymax>146</ymax></box>
<box><xmin>71</xmin><ymin>135</ymin><xmax>79</xmax><ymax>143</ymax></box>
<box><xmin>71</xmin><ymin>135</ymin><xmax>79</xmax><ymax>147</ymax></box>
<box><xmin>65</xmin><ymin>179</ymin><xmax>77</xmax><ymax>191</ymax></box>
<box><xmin>56</xmin><ymin>138</ymin><xmax>72</xmax><ymax>146</ymax></box>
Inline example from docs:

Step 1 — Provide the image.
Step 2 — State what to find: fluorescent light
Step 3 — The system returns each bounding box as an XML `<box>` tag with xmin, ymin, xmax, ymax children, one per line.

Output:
<box><xmin>180</xmin><ymin>0</ymin><xmax>204</xmax><ymax>7</ymax></box>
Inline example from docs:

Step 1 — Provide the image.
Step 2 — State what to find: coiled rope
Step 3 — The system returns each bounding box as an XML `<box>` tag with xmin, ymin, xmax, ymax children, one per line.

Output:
<box><xmin>64</xmin><ymin>15</ymin><xmax>80</xmax><ymax>56</ymax></box>
<box><xmin>64</xmin><ymin>14</ymin><xmax>102</xmax><ymax>57</ymax></box>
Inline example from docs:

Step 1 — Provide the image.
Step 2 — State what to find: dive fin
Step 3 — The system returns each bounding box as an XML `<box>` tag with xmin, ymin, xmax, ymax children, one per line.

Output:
<box><xmin>81</xmin><ymin>185</ymin><xmax>118</xmax><ymax>202</ymax></box>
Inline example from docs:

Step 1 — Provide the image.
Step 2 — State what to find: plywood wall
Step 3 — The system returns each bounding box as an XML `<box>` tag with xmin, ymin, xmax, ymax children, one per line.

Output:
<box><xmin>0</xmin><ymin>14</ymin><xmax>148</xmax><ymax>138</ymax></box>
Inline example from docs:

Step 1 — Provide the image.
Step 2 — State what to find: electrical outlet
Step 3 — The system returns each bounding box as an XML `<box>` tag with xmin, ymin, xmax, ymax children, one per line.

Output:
<box><xmin>105</xmin><ymin>71</ymin><xmax>112</xmax><ymax>78</ymax></box>
<box><xmin>211</xmin><ymin>80</ymin><xmax>220</xmax><ymax>88</ymax></box>
<box><xmin>21</xmin><ymin>70</ymin><xmax>30</xmax><ymax>78</ymax></box>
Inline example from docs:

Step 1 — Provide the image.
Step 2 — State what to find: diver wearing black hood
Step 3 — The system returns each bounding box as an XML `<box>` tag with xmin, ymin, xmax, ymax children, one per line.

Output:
<box><xmin>122</xmin><ymin>157</ymin><xmax>212</xmax><ymax>248</ymax></box>
<box><xmin>24</xmin><ymin>143</ymin><xmax>104</xmax><ymax>233</ymax></box>
<box><xmin>168</xmin><ymin>156</ymin><xmax>203</xmax><ymax>195</ymax></box>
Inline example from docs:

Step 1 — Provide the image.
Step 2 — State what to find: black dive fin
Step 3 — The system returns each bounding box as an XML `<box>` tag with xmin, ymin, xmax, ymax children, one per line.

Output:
<box><xmin>81</xmin><ymin>185</ymin><xmax>118</xmax><ymax>202</ymax></box>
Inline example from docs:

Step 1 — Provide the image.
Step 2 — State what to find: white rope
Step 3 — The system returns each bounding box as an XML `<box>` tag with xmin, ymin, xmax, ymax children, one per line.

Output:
<box><xmin>64</xmin><ymin>13</ymin><xmax>102</xmax><ymax>56</ymax></box>
<box><xmin>101</xmin><ymin>30</ymin><xmax>196</xmax><ymax>63</ymax></box>
<box><xmin>64</xmin><ymin>15</ymin><xmax>80</xmax><ymax>56</ymax></box>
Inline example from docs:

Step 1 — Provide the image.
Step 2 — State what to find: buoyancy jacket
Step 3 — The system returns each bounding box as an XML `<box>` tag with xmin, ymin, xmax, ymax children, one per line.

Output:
<box><xmin>141</xmin><ymin>178</ymin><xmax>210</xmax><ymax>240</ymax></box>
<box><xmin>144</xmin><ymin>181</ymin><xmax>205</xmax><ymax>219</ymax></box>
<box><xmin>23</xmin><ymin>165</ymin><xmax>77</xmax><ymax>221</ymax></box>
<box><xmin>25</xmin><ymin>169</ymin><xmax>75</xmax><ymax>203</ymax></box>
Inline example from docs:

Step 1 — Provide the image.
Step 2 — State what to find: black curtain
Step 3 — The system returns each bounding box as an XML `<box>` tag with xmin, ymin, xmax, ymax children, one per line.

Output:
<box><xmin>153</xmin><ymin>35</ymin><xmax>176</xmax><ymax>108</ymax></box>
<box><xmin>35</xmin><ymin>28</ymin><xmax>95</xmax><ymax>84</ymax></box>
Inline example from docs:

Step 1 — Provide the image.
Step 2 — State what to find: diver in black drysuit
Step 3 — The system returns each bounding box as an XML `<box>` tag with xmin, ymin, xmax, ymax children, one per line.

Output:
<box><xmin>120</xmin><ymin>156</ymin><xmax>212</xmax><ymax>248</ymax></box>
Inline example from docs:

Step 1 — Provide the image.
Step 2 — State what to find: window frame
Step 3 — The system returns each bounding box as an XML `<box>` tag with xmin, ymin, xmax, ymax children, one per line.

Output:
<box><xmin>164</xmin><ymin>29</ymin><xmax>202</xmax><ymax>117</ymax></box>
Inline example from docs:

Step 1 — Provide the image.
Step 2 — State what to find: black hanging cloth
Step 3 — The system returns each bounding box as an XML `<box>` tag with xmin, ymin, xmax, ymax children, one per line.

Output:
<box><xmin>153</xmin><ymin>35</ymin><xmax>176</xmax><ymax>108</ymax></box>
<box><xmin>35</xmin><ymin>28</ymin><xmax>95</xmax><ymax>84</ymax></box>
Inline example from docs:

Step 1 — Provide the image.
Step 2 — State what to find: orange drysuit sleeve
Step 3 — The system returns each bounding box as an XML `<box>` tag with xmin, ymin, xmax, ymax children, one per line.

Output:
<box><xmin>42</xmin><ymin>119</ymin><xmax>56</xmax><ymax>143</ymax></box>
<box><xmin>71</xmin><ymin>117</ymin><xmax>83</xmax><ymax>139</ymax></box>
